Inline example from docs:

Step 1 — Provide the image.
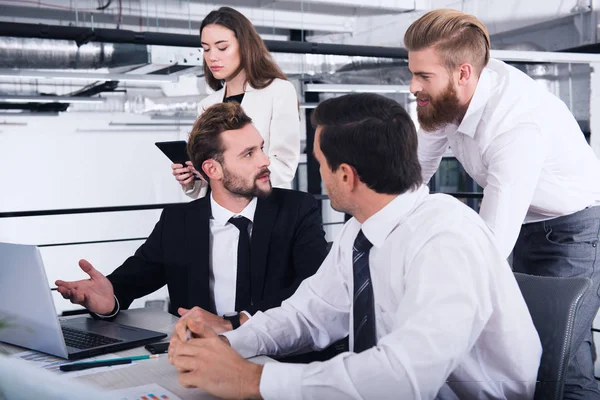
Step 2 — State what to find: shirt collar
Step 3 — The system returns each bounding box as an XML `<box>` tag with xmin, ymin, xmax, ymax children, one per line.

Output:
<box><xmin>360</xmin><ymin>184</ymin><xmax>430</xmax><ymax>248</ymax></box>
<box><xmin>456</xmin><ymin>64</ymin><xmax>491</xmax><ymax>138</ymax></box>
<box><xmin>210</xmin><ymin>193</ymin><xmax>257</xmax><ymax>226</ymax></box>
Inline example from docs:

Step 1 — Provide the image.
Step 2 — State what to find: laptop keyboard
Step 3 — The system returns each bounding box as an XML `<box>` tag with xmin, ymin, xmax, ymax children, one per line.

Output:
<box><xmin>61</xmin><ymin>326</ymin><xmax>122</xmax><ymax>350</ymax></box>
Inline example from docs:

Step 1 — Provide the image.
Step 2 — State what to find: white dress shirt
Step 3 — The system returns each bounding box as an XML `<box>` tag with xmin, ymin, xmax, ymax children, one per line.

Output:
<box><xmin>223</xmin><ymin>185</ymin><xmax>541</xmax><ymax>400</ymax></box>
<box><xmin>418</xmin><ymin>58</ymin><xmax>600</xmax><ymax>258</ymax></box>
<box><xmin>209</xmin><ymin>194</ymin><xmax>256</xmax><ymax>316</ymax></box>
<box><xmin>186</xmin><ymin>78</ymin><xmax>300</xmax><ymax>198</ymax></box>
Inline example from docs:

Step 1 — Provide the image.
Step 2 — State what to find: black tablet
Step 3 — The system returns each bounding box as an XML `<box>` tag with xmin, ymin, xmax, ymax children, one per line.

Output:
<box><xmin>155</xmin><ymin>140</ymin><xmax>190</xmax><ymax>166</ymax></box>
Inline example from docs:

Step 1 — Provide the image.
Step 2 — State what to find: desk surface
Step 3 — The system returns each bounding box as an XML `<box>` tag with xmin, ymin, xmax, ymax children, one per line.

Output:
<box><xmin>0</xmin><ymin>308</ymin><xmax>273</xmax><ymax>399</ymax></box>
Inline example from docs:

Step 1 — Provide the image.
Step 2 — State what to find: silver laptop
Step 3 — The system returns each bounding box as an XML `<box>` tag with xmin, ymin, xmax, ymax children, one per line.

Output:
<box><xmin>0</xmin><ymin>242</ymin><xmax>166</xmax><ymax>359</ymax></box>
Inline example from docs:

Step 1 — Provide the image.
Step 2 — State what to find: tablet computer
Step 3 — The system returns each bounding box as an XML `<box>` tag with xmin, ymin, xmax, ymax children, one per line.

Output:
<box><xmin>155</xmin><ymin>140</ymin><xmax>190</xmax><ymax>166</ymax></box>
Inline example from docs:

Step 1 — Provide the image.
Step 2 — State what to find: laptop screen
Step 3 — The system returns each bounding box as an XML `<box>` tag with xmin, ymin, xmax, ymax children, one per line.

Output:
<box><xmin>0</xmin><ymin>242</ymin><xmax>69</xmax><ymax>358</ymax></box>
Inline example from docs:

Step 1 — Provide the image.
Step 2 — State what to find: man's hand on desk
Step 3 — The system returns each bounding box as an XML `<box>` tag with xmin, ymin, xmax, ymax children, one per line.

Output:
<box><xmin>54</xmin><ymin>259</ymin><xmax>116</xmax><ymax>315</ymax></box>
<box><xmin>169</xmin><ymin>318</ymin><xmax>264</xmax><ymax>400</ymax></box>
<box><xmin>177</xmin><ymin>306</ymin><xmax>249</xmax><ymax>334</ymax></box>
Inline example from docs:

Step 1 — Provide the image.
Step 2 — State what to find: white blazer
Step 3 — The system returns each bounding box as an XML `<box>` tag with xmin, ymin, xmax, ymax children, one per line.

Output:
<box><xmin>185</xmin><ymin>78</ymin><xmax>300</xmax><ymax>198</ymax></box>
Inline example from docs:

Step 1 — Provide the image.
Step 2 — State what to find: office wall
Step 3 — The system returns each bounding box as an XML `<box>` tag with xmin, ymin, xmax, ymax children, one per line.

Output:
<box><xmin>0</xmin><ymin>104</ymin><xmax>342</xmax><ymax>314</ymax></box>
<box><xmin>0</xmin><ymin>111</ymin><xmax>191</xmax><ymax>314</ymax></box>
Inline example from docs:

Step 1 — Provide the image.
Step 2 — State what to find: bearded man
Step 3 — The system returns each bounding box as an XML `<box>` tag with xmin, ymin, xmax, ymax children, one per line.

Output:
<box><xmin>56</xmin><ymin>102</ymin><xmax>328</xmax><ymax>341</ymax></box>
<box><xmin>406</xmin><ymin>9</ymin><xmax>600</xmax><ymax>398</ymax></box>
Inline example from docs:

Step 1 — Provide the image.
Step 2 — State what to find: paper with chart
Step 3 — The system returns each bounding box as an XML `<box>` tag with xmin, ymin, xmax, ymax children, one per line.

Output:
<box><xmin>12</xmin><ymin>350</ymin><xmax>132</xmax><ymax>377</ymax></box>
<box><xmin>108</xmin><ymin>383</ymin><xmax>182</xmax><ymax>400</ymax></box>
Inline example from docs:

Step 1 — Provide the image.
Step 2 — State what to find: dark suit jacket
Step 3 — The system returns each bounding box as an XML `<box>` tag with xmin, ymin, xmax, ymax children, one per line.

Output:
<box><xmin>107</xmin><ymin>188</ymin><xmax>328</xmax><ymax>316</ymax></box>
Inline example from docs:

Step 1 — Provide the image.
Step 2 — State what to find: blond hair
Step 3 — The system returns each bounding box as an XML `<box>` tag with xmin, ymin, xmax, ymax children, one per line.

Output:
<box><xmin>404</xmin><ymin>9</ymin><xmax>490</xmax><ymax>75</ymax></box>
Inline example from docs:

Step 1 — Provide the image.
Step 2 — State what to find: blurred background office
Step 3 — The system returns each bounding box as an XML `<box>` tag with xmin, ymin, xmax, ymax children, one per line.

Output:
<box><xmin>1</xmin><ymin>0</ymin><xmax>600</xmax><ymax>375</ymax></box>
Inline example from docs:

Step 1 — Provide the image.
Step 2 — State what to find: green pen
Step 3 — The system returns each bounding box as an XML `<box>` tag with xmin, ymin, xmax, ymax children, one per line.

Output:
<box><xmin>59</xmin><ymin>354</ymin><xmax>159</xmax><ymax>372</ymax></box>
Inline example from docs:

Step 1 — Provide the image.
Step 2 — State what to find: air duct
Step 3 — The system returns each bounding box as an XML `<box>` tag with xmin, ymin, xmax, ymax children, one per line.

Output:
<box><xmin>0</xmin><ymin>37</ymin><xmax>148</xmax><ymax>69</ymax></box>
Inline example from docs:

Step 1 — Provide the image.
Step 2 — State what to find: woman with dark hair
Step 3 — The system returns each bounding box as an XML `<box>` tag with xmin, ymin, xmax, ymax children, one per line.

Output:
<box><xmin>172</xmin><ymin>7</ymin><xmax>300</xmax><ymax>198</ymax></box>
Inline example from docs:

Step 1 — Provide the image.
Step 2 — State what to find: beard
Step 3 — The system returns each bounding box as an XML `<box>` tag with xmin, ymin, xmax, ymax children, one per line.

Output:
<box><xmin>324</xmin><ymin>180</ymin><xmax>349</xmax><ymax>215</ymax></box>
<box><xmin>222</xmin><ymin>166</ymin><xmax>272</xmax><ymax>199</ymax></box>
<box><xmin>416</xmin><ymin>79</ymin><xmax>463</xmax><ymax>132</ymax></box>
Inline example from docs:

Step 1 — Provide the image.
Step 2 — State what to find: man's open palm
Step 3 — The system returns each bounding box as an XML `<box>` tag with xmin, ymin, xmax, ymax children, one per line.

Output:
<box><xmin>55</xmin><ymin>259</ymin><xmax>115</xmax><ymax>315</ymax></box>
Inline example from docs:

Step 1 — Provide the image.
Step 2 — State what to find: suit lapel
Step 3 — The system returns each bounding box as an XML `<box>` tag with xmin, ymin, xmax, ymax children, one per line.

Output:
<box><xmin>250</xmin><ymin>195</ymin><xmax>278</xmax><ymax>302</ymax></box>
<box><xmin>240</xmin><ymin>85</ymin><xmax>259</xmax><ymax>117</ymax></box>
<box><xmin>184</xmin><ymin>197</ymin><xmax>213</xmax><ymax>313</ymax></box>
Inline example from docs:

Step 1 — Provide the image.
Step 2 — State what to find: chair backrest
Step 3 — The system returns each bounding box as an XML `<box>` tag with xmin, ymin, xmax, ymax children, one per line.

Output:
<box><xmin>513</xmin><ymin>272</ymin><xmax>591</xmax><ymax>400</ymax></box>
<box><xmin>326</xmin><ymin>241</ymin><xmax>333</xmax><ymax>254</ymax></box>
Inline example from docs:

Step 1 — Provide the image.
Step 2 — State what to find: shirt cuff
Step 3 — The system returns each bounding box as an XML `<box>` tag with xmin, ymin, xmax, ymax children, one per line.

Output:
<box><xmin>240</xmin><ymin>310</ymin><xmax>252</xmax><ymax>320</ymax></box>
<box><xmin>221</xmin><ymin>325</ymin><xmax>260</xmax><ymax>359</ymax></box>
<box><xmin>259</xmin><ymin>362</ymin><xmax>305</xmax><ymax>400</ymax></box>
<box><xmin>94</xmin><ymin>295</ymin><xmax>120</xmax><ymax>318</ymax></box>
<box><xmin>184</xmin><ymin>182</ymin><xmax>196</xmax><ymax>194</ymax></box>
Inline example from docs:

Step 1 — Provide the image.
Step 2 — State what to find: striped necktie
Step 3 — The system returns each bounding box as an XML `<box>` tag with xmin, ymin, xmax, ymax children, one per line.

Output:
<box><xmin>352</xmin><ymin>229</ymin><xmax>376</xmax><ymax>353</ymax></box>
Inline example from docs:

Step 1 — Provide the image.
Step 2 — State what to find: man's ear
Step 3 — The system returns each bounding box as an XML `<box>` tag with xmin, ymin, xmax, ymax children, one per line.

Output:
<box><xmin>457</xmin><ymin>63</ymin><xmax>473</xmax><ymax>87</ymax></box>
<box><xmin>339</xmin><ymin>163</ymin><xmax>358</xmax><ymax>189</ymax></box>
<box><xmin>202</xmin><ymin>159</ymin><xmax>222</xmax><ymax>180</ymax></box>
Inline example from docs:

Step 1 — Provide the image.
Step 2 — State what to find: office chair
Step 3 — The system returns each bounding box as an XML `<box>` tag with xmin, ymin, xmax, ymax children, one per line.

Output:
<box><xmin>326</xmin><ymin>241</ymin><xmax>333</xmax><ymax>253</ymax></box>
<box><xmin>513</xmin><ymin>272</ymin><xmax>591</xmax><ymax>400</ymax></box>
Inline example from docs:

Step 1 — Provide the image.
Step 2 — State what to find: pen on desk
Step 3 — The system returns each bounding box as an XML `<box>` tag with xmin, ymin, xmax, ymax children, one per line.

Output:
<box><xmin>59</xmin><ymin>354</ymin><xmax>159</xmax><ymax>372</ymax></box>
<box><xmin>60</xmin><ymin>358</ymin><xmax>131</xmax><ymax>372</ymax></box>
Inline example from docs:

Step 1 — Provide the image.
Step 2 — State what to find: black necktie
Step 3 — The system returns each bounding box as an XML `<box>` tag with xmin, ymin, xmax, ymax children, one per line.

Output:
<box><xmin>228</xmin><ymin>216</ymin><xmax>252</xmax><ymax>312</ymax></box>
<box><xmin>353</xmin><ymin>229</ymin><xmax>376</xmax><ymax>353</ymax></box>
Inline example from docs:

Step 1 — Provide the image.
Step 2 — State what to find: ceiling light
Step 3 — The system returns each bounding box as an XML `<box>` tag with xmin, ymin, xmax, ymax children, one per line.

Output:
<box><xmin>304</xmin><ymin>84</ymin><xmax>411</xmax><ymax>93</ymax></box>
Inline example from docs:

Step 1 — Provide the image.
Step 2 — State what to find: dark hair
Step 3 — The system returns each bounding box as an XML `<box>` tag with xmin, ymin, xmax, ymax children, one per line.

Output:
<box><xmin>200</xmin><ymin>7</ymin><xmax>287</xmax><ymax>91</ymax></box>
<box><xmin>187</xmin><ymin>102</ymin><xmax>252</xmax><ymax>181</ymax></box>
<box><xmin>311</xmin><ymin>93</ymin><xmax>422</xmax><ymax>195</ymax></box>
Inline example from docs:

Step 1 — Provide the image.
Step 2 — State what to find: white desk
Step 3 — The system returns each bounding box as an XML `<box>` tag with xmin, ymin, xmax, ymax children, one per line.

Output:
<box><xmin>0</xmin><ymin>308</ymin><xmax>274</xmax><ymax>399</ymax></box>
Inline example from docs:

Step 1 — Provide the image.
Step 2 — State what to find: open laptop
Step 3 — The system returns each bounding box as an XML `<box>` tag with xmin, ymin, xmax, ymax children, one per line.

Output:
<box><xmin>0</xmin><ymin>242</ymin><xmax>167</xmax><ymax>360</ymax></box>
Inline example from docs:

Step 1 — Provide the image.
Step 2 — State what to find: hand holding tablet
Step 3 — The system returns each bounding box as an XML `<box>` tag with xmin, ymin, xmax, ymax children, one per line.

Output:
<box><xmin>156</xmin><ymin>141</ymin><xmax>201</xmax><ymax>183</ymax></box>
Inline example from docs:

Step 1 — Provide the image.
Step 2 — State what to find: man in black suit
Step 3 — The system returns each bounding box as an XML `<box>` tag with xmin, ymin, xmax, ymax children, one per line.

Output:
<box><xmin>55</xmin><ymin>102</ymin><xmax>328</xmax><ymax>334</ymax></box>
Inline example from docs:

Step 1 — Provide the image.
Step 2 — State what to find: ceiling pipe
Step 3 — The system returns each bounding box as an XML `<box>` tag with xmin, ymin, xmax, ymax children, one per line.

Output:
<box><xmin>0</xmin><ymin>21</ymin><xmax>409</xmax><ymax>59</ymax></box>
